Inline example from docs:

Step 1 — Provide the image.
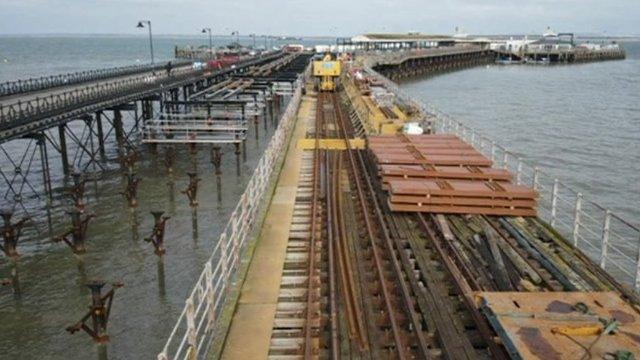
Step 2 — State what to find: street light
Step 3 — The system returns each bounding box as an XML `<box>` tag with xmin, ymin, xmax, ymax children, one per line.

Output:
<box><xmin>201</xmin><ymin>28</ymin><xmax>213</xmax><ymax>59</ymax></box>
<box><xmin>250</xmin><ymin>33</ymin><xmax>256</xmax><ymax>48</ymax></box>
<box><xmin>137</xmin><ymin>20</ymin><xmax>154</xmax><ymax>65</ymax></box>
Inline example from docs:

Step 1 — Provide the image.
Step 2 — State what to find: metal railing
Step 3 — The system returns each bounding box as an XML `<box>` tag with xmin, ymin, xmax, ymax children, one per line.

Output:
<box><xmin>0</xmin><ymin>60</ymin><xmax>194</xmax><ymax>98</ymax></box>
<box><xmin>364</xmin><ymin>65</ymin><xmax>640</xmax><ymax>292</ymax></box>
<box><xmin>0</xmin><ymin>53</ymin><xmax>284</xmax><ymax>136</ymax></box>
<box><xmin>157</xmin><ymin>67</ymin><xmax>307</xmax><ymax>360</ymax></box>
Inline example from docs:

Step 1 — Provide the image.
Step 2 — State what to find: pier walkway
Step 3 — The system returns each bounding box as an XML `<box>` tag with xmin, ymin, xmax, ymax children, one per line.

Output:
<box><xmin>221</xmin><ymin>86</ymin><xmax>315</xmax><ymax>359</ymax></box>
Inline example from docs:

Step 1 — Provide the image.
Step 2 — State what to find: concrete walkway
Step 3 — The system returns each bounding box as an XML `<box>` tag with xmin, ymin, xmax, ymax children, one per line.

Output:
<box><xmin>221</xmin><ymin>90</ymin><xmax>315</xmax><ymax>359</ymax></box>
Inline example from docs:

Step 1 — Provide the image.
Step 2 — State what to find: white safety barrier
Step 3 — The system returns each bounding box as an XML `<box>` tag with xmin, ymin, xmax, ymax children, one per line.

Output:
<box><xmin>365</xmin><ymin>65</ymin><xmax>640</xmax><ymax>293</ymax></box>
<box><xmin>158</xmin><ymin>66</ymin><xmax>309</xmax><ymax>360</ymax></box>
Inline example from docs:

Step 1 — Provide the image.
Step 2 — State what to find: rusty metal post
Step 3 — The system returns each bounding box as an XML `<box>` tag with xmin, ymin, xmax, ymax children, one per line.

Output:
<box><xmin>121</xmin><ymin>171</ymin><xmax>141</xmax><ymax>208</ymax></box>
<box><xmin>600</xmin><ymin>210</ymin><xmax>611</xmax><ymax>269</ymax></box>
<box><xmin>0</xmin><ymin>210</ymin><xmax>29</xmax><ymax>259</ymax></box>
<box><xmin>551</xmin><ymin>179</ymin><xmax>559</xmax><ymax>227</ymax></box>
<box><xmin>210</xmin><ymin>147</ymin><xmax>223</xmax><ymax>202</ymax></box>
<box><xmin>120</xmin><ymin>148</ymin><xmax>138</xmax><ymax>172</ymax></box>
<box><xmin>572</xmin><ymin>193</ymin><xmax>583</xmax><ymax>247</ymax></box>
<box><xmin>68</xmin><ymin>171</ymin><xmax>86</xmax><ymax>212</ymax></box>
<box><xmin>182</xmin><ymin>172</ymin><xmax>201</xmax><ymax>207</ymax></box>
<box><xmin>36</xmin><ymin>134</ymin><xmax>53</xmax><ymax>203</ymax></box>
<box><xmin>144</xmin><ymin>211</ymin><xmax>170</xmax><ymax>256</ymax></box>
<box><xmin>66</xmin><ymin>280</ymin><xmax>123</xmax><ymax>343</ymax></box>
<box><xmin>54</xmin><ymin>209</ymin><xmax>95</xmax><ymax>254</ymax></box>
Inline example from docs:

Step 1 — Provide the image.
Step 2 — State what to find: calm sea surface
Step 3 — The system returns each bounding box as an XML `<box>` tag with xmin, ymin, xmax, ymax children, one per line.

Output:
<box><xmin>0</xmin><ymin>35</ymin><xmax>638</xmax><ymax>359</ymax></box>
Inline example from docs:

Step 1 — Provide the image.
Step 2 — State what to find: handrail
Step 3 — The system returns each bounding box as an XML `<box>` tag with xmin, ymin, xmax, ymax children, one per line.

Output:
<box><xmin>157</xmin><ymin>65</ymin><xmax>308</xmax><ymax>360</ymax></box>
<box><xmin>0</xmin><ymin>59</ymin><xmax>195</xmax><ymax>98</ymax></box>
<box><xmin>362</xmin><ymin>64</ymin><xmax>640</xmax><ymax>292</ymax></box>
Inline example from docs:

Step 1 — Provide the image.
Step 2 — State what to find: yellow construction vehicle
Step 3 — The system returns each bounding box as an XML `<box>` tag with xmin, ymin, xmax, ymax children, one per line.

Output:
<box><xmin>313</xmin><ymin>53</ymin><xmax>341</xmax><ymax>92</ymax></box>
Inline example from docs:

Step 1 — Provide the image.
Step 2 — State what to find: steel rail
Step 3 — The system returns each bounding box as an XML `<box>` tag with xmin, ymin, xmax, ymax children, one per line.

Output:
<box><xmin>303</xmin><ymin>90</ymin><xmax>323</xmax><ymax>359</ymax></box>
<box><xmin>337</xmin><ymin>98</ymin><xmax>433</xmax><ymax>358</ymax></box>
<box><xmin>328</xmin><ymin>105</ymin><xmax>368</xmax><ymax>351</ymax></box>
<box><xmin>325</xmin><ymin>150</ymin><xmax>341</xmax><ymax>359</ymax></box>
<box><xmin>332</xmin><ymin>92</ymin><xmax>416</xmax><ymax>359</ymax></box>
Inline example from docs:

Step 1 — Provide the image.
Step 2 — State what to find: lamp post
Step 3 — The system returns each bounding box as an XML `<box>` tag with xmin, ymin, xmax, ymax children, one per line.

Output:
<box><xmin>136</xmin><ymin>20</ymin><xmax>154</xmax><ymax>65</ymax></box>
<box><xmin>250</xmin><ymin>34</ymin><xmax>256</xmax><ymax>48</ymax></box>
<box><xmin>201</xmin><ymin>28</ymin><xmax>213</xmax><ymax>59</ymax></box>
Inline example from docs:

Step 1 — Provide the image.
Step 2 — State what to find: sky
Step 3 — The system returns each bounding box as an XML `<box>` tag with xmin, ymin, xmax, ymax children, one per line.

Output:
<box><xmin>1</xmin><ymin>0</ymin><xmax>639</xmax><ymax>36</ymax></box>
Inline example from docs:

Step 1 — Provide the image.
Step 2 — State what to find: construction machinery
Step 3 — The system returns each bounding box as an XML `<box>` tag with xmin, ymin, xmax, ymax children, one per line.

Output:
<box><xmin>313</xmin><ymin>53</ymin><xmax>341</xmax><ymax>92</ymax></box>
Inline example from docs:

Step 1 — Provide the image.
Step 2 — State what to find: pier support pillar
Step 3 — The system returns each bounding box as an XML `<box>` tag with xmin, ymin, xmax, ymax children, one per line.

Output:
<box><xmin>95</xmin><ymin>111</ymin><xmax>106</xmax><ymax>158</ymax></box>
<box><xmin>113</xmin><ymin>109</ymin><xmax>124</xmax><ymax>150</ymax></box>
<box><xmin>58</xmin><ymin>124</ymin><xmax>70</xmax><ymax>176</ymax></box>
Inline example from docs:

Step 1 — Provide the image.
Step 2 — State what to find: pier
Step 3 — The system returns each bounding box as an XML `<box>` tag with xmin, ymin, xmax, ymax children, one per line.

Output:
<box><xmin>0</xmin><ymin>39</ymin><xmax>637</xmax><ymax>360</ymax></box>
<box><xmin>156</xmin><ymin>49</ymin><xmax>639</xmax><ymax>359</ymax></box>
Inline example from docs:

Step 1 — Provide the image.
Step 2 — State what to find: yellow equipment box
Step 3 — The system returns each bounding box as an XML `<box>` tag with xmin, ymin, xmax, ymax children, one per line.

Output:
<box><xmin>313</xmin><ymin>61</ymin><xmax>341</xmax><ymax>76</ymax></box>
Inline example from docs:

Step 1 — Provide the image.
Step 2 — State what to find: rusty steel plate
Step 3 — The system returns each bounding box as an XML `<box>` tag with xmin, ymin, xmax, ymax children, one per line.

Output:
<box><xmin>389</xmin><ymin>179</ymin><xmax>538</xmax><ymax>200</ymax></box>
<box><xmin>371</xmin><ymin>147</ymin><xmax>482</xmax><ymax>156</ymax></box>
<box><xmin>374</xmin><ymin>153</ymin><xmax>493</xmax><ymax>166</ymax></box>
<box><xmin>390</xmin><ymin>194</ymin><xmax>537</xmax><ymax>208</ymax></box>
<box><xmin>476</xmin><ymin>292</ymin><xmax>640</xmax><ymax>359</ymax></box>
<box><xmin>380</xmin><ymin>164</ymin><xmax>512</xmax><ymax>182</ymax></box>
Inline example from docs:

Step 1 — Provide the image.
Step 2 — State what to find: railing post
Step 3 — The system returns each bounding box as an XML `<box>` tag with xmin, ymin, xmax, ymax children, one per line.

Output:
<box><xmin>490</xmin><ymin>141</ymin><xmax>496</xmax><ymax>163</ymax></box>
<box><xmin>551</xmin><ymin>179</ymin><xmax>559</xmax><ymax>227</ymax></box>
<box><xmin>516</xmin><ymin>158</ymin><xmax>523</xmax><ymax>185</ymax></box>
<box><xmin>185</xmin><ymin>297</ymin><xmax>197</xmax><ymax>352</ymax></box>
<box><xmin>205</xmin><ymin>262</ymin><xmax>216</xmax><ymax>328</ymax></box>
<box><xmin>599</xmin><ymin>210</ymin><xmax>611</xmax><ymax>269</ymax></box>
<box><xmin>532</xmin><ymin>167</ymin><xmax>539</xmax><ymax>190</ymax></box>
<box><xmin>572</xmin><ymin>193</ymin><xmax>583</xmax><ymax>247</ymax></box>
<box><xmin>502</xmin><ymin>151</ymin><xmax>509</xmax><ymax>170</ymax></box>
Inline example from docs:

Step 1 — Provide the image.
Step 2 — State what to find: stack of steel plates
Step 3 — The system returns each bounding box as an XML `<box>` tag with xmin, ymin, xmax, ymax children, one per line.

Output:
<box><xmin>369</xmin><ymin>134</ymin><xmax>538</xmax><ymax>216</ymax></box>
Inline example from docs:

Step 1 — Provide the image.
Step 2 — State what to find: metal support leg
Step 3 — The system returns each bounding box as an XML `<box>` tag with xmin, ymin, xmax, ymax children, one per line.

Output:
<box><xmin>113</xmin><ymin>109</ymin><xmax>124</xmax><ymax>150</ymax></box>
<box><xmin>95</xmin><ymin>111</ymin><xmax>106</xmax><ymax>158</ymax></box>
<box><xmin>58</xmin><ymin>124</ymin><xmax>70</xmax><ymax>175</ymax></box>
